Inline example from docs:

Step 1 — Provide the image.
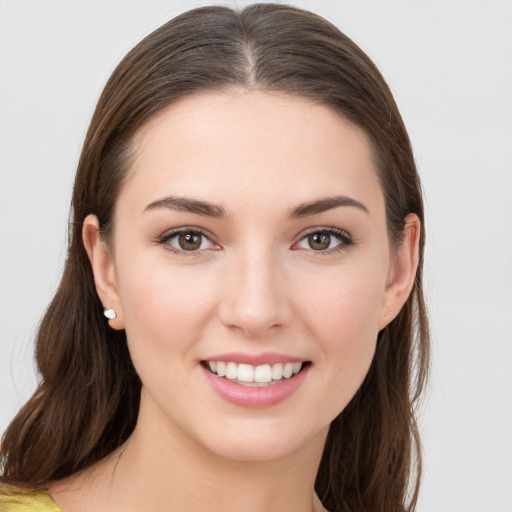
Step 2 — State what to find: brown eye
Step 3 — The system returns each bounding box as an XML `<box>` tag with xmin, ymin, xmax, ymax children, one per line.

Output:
<box><xmin>307</xmin><ymin>232</ymin><xmax>331</xmax><ymax>250</ymax></box>
<box><xmin>178</xmin><ymin>232</ymin><xmax>202</xmax><ymax>251</ymax></box>
<box><xmin>294</xmin><ymin>228</ymin><xmax>352</xmax><ymax>253</ymax></box>
<box><xmin>161</xmin><ymin>229</ymin><xmax>217</xmax><ymax>253</ymax></box>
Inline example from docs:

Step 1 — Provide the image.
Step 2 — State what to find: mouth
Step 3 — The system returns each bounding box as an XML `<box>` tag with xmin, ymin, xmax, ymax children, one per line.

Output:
<box><xmin>201</xmin><ymin>360</ymin><xmax>311</xmax><ymax>387</ymax></box>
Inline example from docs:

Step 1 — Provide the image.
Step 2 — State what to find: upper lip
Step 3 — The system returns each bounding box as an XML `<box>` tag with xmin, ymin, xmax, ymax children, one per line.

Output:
<box><xmin>200</xmin><ymin>352</ymin><xmax>308</xmax><ymax>366</ymax></box>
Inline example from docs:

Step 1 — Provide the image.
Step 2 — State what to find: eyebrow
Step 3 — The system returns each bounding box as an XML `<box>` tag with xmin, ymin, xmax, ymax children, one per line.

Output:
<box><xmin>144</xmin><ymin>196</ymin><xmax>226</xmax><ymax>217</ymax></box>
<box><xmin>143</xmin><ymin>194</ymin><xmax>368</xmax><ymax>219</ymax></box>
<box><xmin>287</xmin><ymin>195</ymin><xmax>369</xmax><ymax>218</ymax></box>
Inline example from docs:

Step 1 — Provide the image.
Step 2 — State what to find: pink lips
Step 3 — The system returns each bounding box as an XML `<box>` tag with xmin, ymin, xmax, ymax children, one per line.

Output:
<box><xmin>200</xmin><ymin>353</ymin><xmax>310</xmax><ymax>408</ymax></box>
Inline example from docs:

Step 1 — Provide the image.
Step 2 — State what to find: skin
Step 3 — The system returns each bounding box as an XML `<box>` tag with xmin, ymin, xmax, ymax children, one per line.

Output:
<box><xmin>50</xmin><ymin>90</ymin><xmax>419</xmax><ymax>512</ymax></box>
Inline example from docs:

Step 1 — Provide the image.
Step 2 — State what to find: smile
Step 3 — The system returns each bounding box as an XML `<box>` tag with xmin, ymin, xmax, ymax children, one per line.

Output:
<box><xmin>201</xmin><ymin>358</ymin><xmax>311</xmax><ymax>407</ymax></box>
<box><xmin>204</xmin><ymin>361</ymin><xmax>305</xmax><ymax>386</ymax></box>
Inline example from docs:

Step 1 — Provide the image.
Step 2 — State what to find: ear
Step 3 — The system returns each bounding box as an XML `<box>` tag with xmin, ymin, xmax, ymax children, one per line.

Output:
<box><xmin>378</xmin><ymin>213</ymin><xmax>421</xmax><ymax>331</ymax></box>
<box><xmin>82</xmin><ymin>214</ymin><xmax>124</xmax><ymax>330</ymax></box>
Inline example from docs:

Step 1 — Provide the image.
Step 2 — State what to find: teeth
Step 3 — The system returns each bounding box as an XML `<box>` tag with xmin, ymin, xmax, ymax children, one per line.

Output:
<box><xmin>225</xmin><ymin>362</ymin><xmax>237</xmax><ymax>380</ymax></box>
<box><xmin>283</xmin><ymin>362</ymin><xmax>293</xmax><ymax>378</ymax></box>
<box><xmin>206</xmin><ymin>360</ymin><xmax>304</xmax><ymax>383</ymax></box>
<box><xmin>254</xmin><ymin>364</ymin><xmax>272</xmax><ymax>383</ymax></box>
<box><xmin>237</xmin><ymin>363</ymin><xmax>254</xmax><ymax>382</ymax></box>
<box><xmin>271</xmin><ymin>363</ymin><xmax>283</xmax><ymax>380</ymax></box>
<box><xmin>216</xmin><ymin>361</ymin><xmax>226</xmax><ymax>377</ymax></box>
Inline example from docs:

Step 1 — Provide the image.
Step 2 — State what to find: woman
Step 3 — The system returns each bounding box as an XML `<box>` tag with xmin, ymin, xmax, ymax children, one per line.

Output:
<box><xmin>0</xmin><ymin>4</ymin><xmax>429</xmax><ymax>511</ymax></box>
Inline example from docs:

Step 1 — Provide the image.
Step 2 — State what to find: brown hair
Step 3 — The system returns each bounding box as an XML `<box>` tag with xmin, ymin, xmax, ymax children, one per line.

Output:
<box><xmin>1</xmin><ymin>4</ymin><xmax>429</xmax><ymax>511</ymax></box>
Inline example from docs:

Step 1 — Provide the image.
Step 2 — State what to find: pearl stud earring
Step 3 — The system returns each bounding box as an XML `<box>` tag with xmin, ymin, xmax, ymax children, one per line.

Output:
<box><xmin>103</xmin><ymin>307</ymin><xmax>117</xmax><ymax>320</ymax></box>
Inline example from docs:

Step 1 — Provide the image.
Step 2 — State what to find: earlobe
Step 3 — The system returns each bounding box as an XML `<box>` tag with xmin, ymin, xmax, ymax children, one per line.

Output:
<box><xmin>82</xmin><ymin>214</ymin><xmax>124</xmax><ymax>329</ymax></box>
<box><xmin>378</xmin><ymin>213</ymin><xmax>420</xmax><ymax>331</ymax></box>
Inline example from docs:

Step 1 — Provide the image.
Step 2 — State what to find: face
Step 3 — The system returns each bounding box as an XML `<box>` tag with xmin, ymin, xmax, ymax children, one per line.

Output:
<box><xmin>85</xmin><ymin>90</ymin><xmax>417</xmax><ymax>463</ymax></box>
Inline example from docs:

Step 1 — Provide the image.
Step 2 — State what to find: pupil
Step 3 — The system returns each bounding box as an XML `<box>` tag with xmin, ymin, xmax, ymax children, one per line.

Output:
<box><xmin>309</xmin><ymin>233</ymin><xmax>330</xmax><ymax>250</ymax></box>
<box><xmin>179</xmin><ymin>232</ymin><xmax>201</xmax><ymax>250</ymax></box>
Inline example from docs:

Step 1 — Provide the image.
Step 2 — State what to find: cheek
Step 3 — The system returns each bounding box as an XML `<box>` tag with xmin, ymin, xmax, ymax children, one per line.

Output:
<box><xmin>115</xmin><ymin>257</ymin><xmax>220</xmax><ymax>362</ymax></box>
<box><xmin>313</xmin><ymin>287</ymin><xmax>379</xmax><ymax>372</ymax></box>
<box><xmin>115</xmin><ymin>263</ymin><xmax>223</xmax><ymax>413</ymax></box>
<box><xmin>298</xmin><ymin>261</ymin><xmax>386</xmax><ymax>343</ymax></box>
<box><xmin>293</xmin><ymin>263</ymin><xmax>386</xmax><ymax>406</ymax></box>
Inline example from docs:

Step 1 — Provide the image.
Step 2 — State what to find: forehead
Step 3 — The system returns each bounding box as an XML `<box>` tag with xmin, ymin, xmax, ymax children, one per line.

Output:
<box><xmin>122</xmin><ymin>90</ymin><xmax>384</xmax><ymax>216</ymax></box>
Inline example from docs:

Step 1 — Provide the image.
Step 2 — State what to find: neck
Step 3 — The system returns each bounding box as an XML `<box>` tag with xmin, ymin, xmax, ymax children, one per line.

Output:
<box><xmin>110</xmin><ymin>417</ymin><xmax>327</xmax><ymax>512</ymax></box>
<box><xmin>49</xmin><ymin>396</ymin><xmax>328</xmax><ymax>512</ymax></box>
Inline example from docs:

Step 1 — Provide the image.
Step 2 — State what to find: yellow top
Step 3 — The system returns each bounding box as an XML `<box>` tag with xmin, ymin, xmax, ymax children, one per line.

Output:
<box><xmin>0</xmin><ymin>490</ymin><xmax>62</xmax><ymax>512</ymax></box>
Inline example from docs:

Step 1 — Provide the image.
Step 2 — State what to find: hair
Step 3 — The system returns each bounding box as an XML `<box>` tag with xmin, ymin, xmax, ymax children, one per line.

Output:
<box><xmin>1</xmin><ymin>4</ymin><xmax>429</xmax><ymax>511</ymax></box>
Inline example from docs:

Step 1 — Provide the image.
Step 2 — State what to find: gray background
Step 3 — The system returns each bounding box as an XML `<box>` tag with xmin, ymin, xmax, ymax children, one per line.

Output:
<box><xmin>1</xmin><ymin>1</ymin><xmax>511</xmax><ymax>510</ymax></box>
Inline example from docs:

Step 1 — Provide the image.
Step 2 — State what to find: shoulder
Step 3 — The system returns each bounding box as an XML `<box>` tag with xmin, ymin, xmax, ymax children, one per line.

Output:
<box><xmin>0</xmin><ymin>485</ymin><xmax>62</xmax><ymax>512</ymax></box>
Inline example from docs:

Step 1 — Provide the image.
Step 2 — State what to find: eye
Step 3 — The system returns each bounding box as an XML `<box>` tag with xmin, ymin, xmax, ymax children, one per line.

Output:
<box><xmin>294</xmin><ymin>228</ymin><xmax>353</xmax><ymax>253</ymax></box>
<box><xmin>158</xmin><ymin>228</ymin><xmax>218</xmax><ymax>254</ymax></box>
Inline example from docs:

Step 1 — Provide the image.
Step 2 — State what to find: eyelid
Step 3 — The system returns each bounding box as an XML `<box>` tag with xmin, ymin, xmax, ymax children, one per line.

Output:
<box><xmin>155</xmin><ymin>225</ymin><xmax>353</xmax><ymax>256</ymax></box>
<box><xmin>156</xmin><ymin>226</ymin><xmax>220</xmax><ymax>254</ymax></box>
<box><xmin>292</xmin><ymin>226</ymin><xmax>354</xmax><ymax>253</ymax></box>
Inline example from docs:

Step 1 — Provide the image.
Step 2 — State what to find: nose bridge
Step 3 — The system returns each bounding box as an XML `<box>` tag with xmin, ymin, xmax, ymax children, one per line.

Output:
<box><xmin>219</xmin><ymin>240</ymin><xmax>291</xmax><ymax>336</ymax></box>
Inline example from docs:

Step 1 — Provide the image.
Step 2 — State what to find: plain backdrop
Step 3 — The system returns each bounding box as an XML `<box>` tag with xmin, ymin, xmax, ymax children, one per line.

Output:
<box><xmin>1</xmin><ymin>1</ymin><xmax>511</xmax><ymax>510</ymax></box>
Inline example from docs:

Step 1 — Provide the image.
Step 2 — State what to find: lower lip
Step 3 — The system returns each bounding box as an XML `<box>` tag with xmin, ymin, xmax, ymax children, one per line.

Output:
<box><xmin>201</xmin><ymin>364</ymin><xmax>310</xmax><ymax>408</ymax></box>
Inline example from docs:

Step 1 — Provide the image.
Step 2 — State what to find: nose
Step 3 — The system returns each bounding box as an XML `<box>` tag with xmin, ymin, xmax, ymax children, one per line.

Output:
<box><xmin>218</xmin><ymin>246</ymin><xmax>293</xmax><ymax>337</ymax></box>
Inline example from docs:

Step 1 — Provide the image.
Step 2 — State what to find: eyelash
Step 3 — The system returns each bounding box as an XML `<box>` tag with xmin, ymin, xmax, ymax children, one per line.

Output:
<box><xmin>292</xmin><ymin>227</ymin><xmax>354</xmax><ymax>255</ymax></box>
<box><xmin>156</xmin><ymin>227</ymin><xmax>218</xmax><ymax>257</ymax></box>
<box><xmin>156</xmin><ymin>226</ymin><xmax>354</xmax><ymax>256</ymax></box>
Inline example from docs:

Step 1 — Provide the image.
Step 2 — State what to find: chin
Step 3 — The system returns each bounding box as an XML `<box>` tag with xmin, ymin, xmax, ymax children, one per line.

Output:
<box><xmin>193</xmin><ymin>417</ymin><xmax>329</xmax><ymax>464</ymax></box>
